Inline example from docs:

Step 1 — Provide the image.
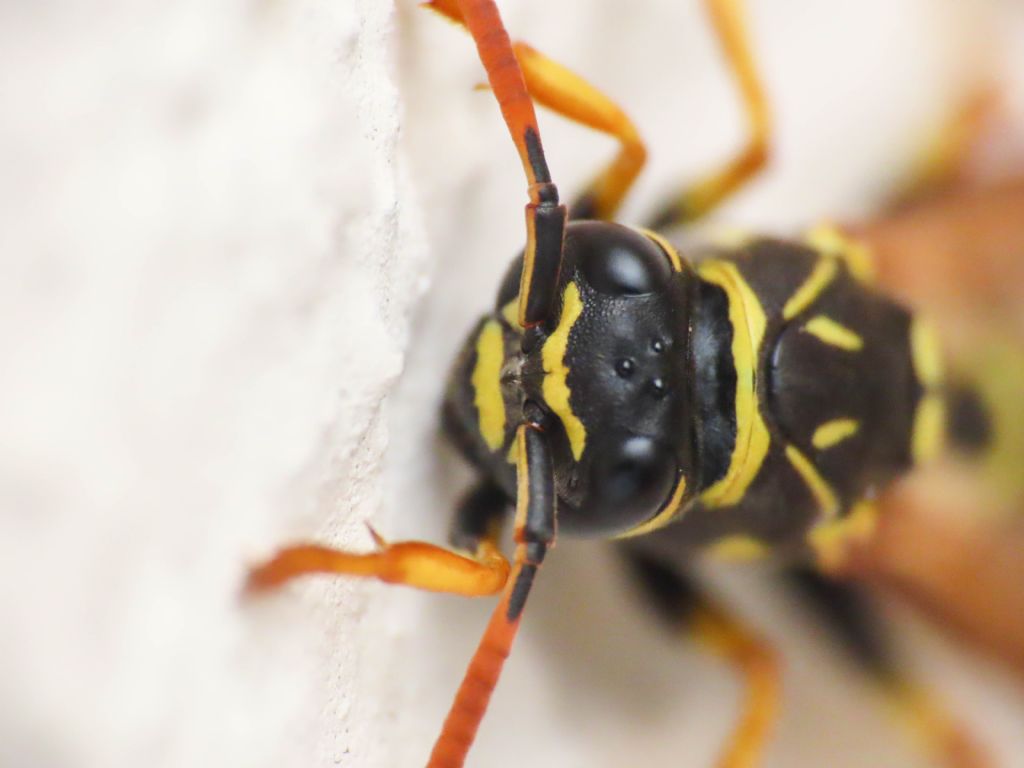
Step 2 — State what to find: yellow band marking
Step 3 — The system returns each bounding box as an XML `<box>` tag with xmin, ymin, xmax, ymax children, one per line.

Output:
<box><xmin>910</xmin><ymin>316</ymin><xmax>943</xmax><ymax>388</ymax></box>
<box><xmin>785</xmin><ymin>444</ymin><xmax>839</xmax><ymax>519</ymax></box>
<box><xmin>804</xmin><ymin>223</ymin><xmax>875</xmax><ymax>284</ymax></box>
<box><xmin>803</xmin><ymin>315</ymin><xmax>864</xmax><ymax>351</ymax></box>
<box><xmin>471</xmin><ymin>320</ymin><xmax>507</xmax><ymax>451</ymax></box>
<box><xmin>782</xmin><ymin>255</ymin><xmax>838</xmax><ymax>320</ymax></box>
<box><xmin>614</xmin><ymin>474</ymin><xmax>688</xmax><ymax>539</ymax></box>
<box><xmin>812</xmin><ymin>418</ymin><xmax>860</xmax><ymax>450</ymax></box>
<box><xmin>541</xmin><ymin>282</ymin><xmax>587</xmax><ymax>459</ymax></box>
<box><xmin>706</xmin><ymin>534</ymin><xmax>769</xmax><ymax>562</ymax></box>
<box><xmin>912</xmin><ymin>394</ymin><xmax>946</xmax><ymax>464</ymax></box>
<box><xmin>637</xmin><ymin>227</ymin><xmax>684</xmax><ymax>272</ymax></box>
<box><xmin>697</xmin><ymin>260</ymin><xmax>771</xmax><ymax>508</ymax></box>
<box><xmin>808</xmin><ymin>501</ymin><xmax>878</xmax><ymax>571</ymax></box>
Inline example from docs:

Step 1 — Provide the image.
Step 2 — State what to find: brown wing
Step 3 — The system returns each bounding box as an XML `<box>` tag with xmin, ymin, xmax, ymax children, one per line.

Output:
<box><xmin>838</xmin><ymin>178</ymin><xmax>1024</xmax><ymax>683</ymax></box>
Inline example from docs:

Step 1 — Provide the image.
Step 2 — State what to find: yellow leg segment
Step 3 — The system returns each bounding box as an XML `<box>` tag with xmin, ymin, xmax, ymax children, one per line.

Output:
<box><xmin>889</xmin><ymin>85</ymin><xmax>1000</xmax><ymax>208</ymax></box>
<box><xmin>650</xmin><ymin>0</ymin><xmax>771</xmax><ymax>228</ymax></box>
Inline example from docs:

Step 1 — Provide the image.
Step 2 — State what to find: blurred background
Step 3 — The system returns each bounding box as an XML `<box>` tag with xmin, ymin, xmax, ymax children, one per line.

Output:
<box><xmin>1</xmin><ymin>1</ymin><xmax>1022</xmax><ymax>766</ymax></box>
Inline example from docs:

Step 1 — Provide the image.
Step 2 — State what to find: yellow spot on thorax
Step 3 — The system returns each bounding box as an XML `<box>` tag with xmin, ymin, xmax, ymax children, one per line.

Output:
<box><xmin>802</xmin><ymin>315</ymin><xmax>864</xmax><ymax>351</ymax></box>
<box><xmin>697</xmin><ymin>260</ymin><xmax>771</xmax><ymax>508</ymax></box>
<box><xmin>471</xmin><ymin>320</ymin><xmax>507</xmax><ymax>451</ymax></box>
<box><xmin>912</xmin><ymin>395</ymin><xmax>946</xmax><ymax>464</ymax></box>
<box><xmin>542</xmin><ymin>282</ymin><xmax>587</xmax><ymax>460</ymax></box>
<box><xmin>811</xmin><ymin>418</ymin><xmax>860</xmax><ymax>450</ymax></box>
<box><xmin>706</xmin><ymin>535</ymin><xmax>769</xmax><ymax>562</ymax></box>
<box><xmin>909</xmin><ymin>316</ymin><xmax>946</xmax><ymax>464</ymax></box>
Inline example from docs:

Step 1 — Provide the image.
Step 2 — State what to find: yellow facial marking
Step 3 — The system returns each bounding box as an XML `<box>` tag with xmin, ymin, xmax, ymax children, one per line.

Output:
<box><xmin>783</xmin><ymin>256</ymin><xmax>838</xmax><ymax>320</ymax></box>
<box><xmin>910</xmin><ymin>316</ymin><xmax>943</xmax><ymax>388</ymax></box>
<box><xmin>614</xmin><ymin>473</ymin><xmax>688</xmax><ymax>539</ymax></box>
<box><xmin>471</xmin><ymin>320</ymin><xmax>507</xmax><ymax>451</ymax></box>
<box><xmin>805</xmin><ymin>223</ymin><xmax>876</xmax><ymax>284</ymax></box>
<box><xmin>706</xmin><ymin>535</ymin><xmax>769</xmax><ymax>562</ymax></box>
<box><xmin>803</xmin><ymin>315</ymin><xmax>864</xmax><ymax>351</ymax></box>
<box><xmin>812</xmin><ymin>418</ymin><xmax>860</xmax><ymax>450</ymax></box>
<box><xmin>785</xmin><ymin>444</ymin><xmax>839</xmax><ymax>519</ymax></box>
<box><xmin>912</xmin><ymin>394</ymin><xmax>946</xmax><ymax>464</ymax></box>
<box><xmin>808</xmin><ymin>501</ymin><xmax>878</xmax><ymax>571</ymax></box>
<box><xmin>541</xmin><ymin>282</ymin><xmax>587</xmax><ymax>460</ymax></box>
<box><xmin>638</xmin><ymin>228</ymin><xmax>685</xmax><ymax>272</ymax></box>
<box><xmin>505</xmin><ymin>429</ymin><xmax>520</xmax><ymax>465</ymax></box>
<box><xmin>697</xmin><ymin>260</ymin><xmax>771</xmax><ymax>508</ymax></box>
<box><xmin>500</xmin><ymin>298</ymin><xmax>522</xmax><ymax>329</ymax></box>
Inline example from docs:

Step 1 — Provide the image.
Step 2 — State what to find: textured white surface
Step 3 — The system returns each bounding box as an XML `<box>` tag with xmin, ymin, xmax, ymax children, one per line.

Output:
<box><xmin>2</xmin><ymin>1</ymin><xmax>1023</xmax><ymax>767</ymax></box>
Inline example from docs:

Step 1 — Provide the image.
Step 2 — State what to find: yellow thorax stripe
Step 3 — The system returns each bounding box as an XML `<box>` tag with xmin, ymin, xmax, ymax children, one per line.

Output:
<box><xmin>783</xmin><ymin>255</ymin><xmax>838</xmax><ymax>320</ymax></box>
<box><xmin>804</xmin><ymin>223</ymin><xmax>876</xmax><ymax>284</ymax></box>
<box><xmin>785</xmin><ymin>443</ymin><xmax>839</xmax><ymax>520</ymax></box>
<box><xmin>697</xmin><ymin>260</ymin><xmax>771</xmax><ymax>508</ymax></box>
<box><xmin>541</xmin><ymin>282</ymin><xmax>587</xmax><ymax>460</ymax></box>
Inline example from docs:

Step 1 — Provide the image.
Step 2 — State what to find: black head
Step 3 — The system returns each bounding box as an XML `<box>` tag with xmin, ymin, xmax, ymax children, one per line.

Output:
<box><xmin>518</xmin><ymin>221</ymin><xmax>699</xmax><ymax>537</ymax></box>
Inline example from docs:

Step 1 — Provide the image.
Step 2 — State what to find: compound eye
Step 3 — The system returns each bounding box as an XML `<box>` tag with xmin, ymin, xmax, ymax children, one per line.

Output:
<box><xmin>588</xmin><ymin>435</ymin><xmax>677</xmax><ymax>531</ymax></box>
<box><xmin>574</xmin><ymin>222</ymin><xmax>671</xmax><ymax>296</ymax></box>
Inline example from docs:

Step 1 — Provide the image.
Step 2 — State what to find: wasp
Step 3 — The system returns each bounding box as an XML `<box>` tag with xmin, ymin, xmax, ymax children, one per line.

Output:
<box><xmin>246</xmin><ymin>1</ymin><xmax>1024</xmax><ymax>765</ymax></box>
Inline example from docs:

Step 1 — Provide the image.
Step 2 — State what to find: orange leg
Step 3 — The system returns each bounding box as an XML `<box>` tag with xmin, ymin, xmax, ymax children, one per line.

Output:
<box><xmin>428</xmin><ymin>0</ymin><xmax>567</xmax><ymax>329</ymax></box>
<box><xmin>649</xmin><ymin>0</ymin><xmax>771</xmax><ymax>229</ymax></box>
<box><xmin>692</xmin><ymin>607</ymin><xmax>780</xmax><ymax>768</ymax></box>
<box><xmin>428</xmin><ymin>0</ymin><xmax>647</xmax><ymax>221</ymax></box>
<box><xmin>245</xmin><ymin>529</ymin><xmax>509</xmax><ymax>597</ymax></box>
<box><xmin>625</xmin><ymin>554</ymin><xmax>781</xmax><ymax>768</ymax></box>
<box><xmin>887</xmin><ymin>84</ymin><xmax>1002</xmax><ymax>209</ymax></box>
<box><xmin>787</xmin><ymin>566</ymin><xmax>992</xmax><ymax>768</ymax></box>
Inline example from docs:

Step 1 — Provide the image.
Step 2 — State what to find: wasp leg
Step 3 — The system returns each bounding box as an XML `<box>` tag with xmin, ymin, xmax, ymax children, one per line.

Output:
<box><xmin>624</xmin><ymin>552</ymin><xmax>781</xmax><ymax>768</ymax></box>
<box><xmin>785</xmin><ymin>566</ymin><xmax>992</xmax><ymax>768</ymax></box>
<box><xmin>427</xmin><ymin>0</ymin><xmax>646</xmax><ymax>222</ymax></box>
<box><xmin>425</xmin><ymin>0</ymin><xmax>567</xmax><ymax>328</ymax></box>
<box><xmin>886</xmin><ymin>85</ymin><xmax>1001</xmax><ymax>209</ymax></box>
<box><xmin>244</xmin><ymin>481</ymin><xmax>511</xmax><ymax>597</ymax></box>
<box><xmin>429</xmin><ymin>423</ymin><xmax>557</xmax><ymax>768</ymax></box>
<box><xmin>648</xmin><ymin>0</ymin><xmax>770</xmax><ymax>230</ymax></box>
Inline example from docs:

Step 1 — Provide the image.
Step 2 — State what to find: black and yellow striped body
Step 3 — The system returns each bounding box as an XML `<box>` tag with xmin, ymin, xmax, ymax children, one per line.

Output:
<box><xmin>636</xmin><ymin>233</ymin><xmax>942</xmax><ymax>563</ymax></box>
<box><xmin>443</xmin><ymin>221</ymin><xmax>946</xmax><ymax>561</ymax></box>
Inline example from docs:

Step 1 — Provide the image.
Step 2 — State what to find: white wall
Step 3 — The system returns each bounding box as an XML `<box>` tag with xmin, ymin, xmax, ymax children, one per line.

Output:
<box><xmin>1</xmin><ymin>1</ymin><xmax>1022</xmax><ymax>767</ymax></box>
